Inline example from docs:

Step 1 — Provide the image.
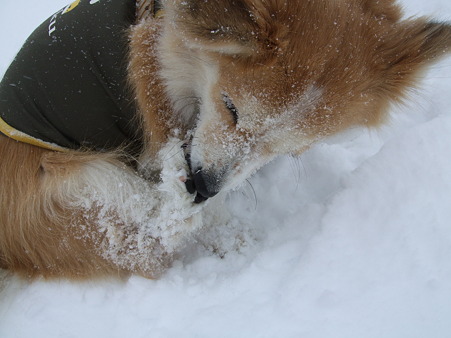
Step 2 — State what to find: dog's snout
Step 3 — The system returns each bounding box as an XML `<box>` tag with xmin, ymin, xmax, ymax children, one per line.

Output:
<box><xmin>182</xmin><ymin>143</ymin><xmax>225</xmax><ymax>203</ymax></box>
<box><xmin>193</xmin><ymin>169</ymin><xmax>220</xmax><ymax>199</ymax></box>
<box><xmin>183</xmin><ymin>169</ymin><xmax>220</xmax><ymax>203</ymax></box>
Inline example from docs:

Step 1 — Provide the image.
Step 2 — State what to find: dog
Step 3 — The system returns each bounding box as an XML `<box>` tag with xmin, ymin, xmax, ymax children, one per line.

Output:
<box><xmin>0</xmin><ymin>0</ymin><xmax>450</xmax><ymax>279</ymax></box>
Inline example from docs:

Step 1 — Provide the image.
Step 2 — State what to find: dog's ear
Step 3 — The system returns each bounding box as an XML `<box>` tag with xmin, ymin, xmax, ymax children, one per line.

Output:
<box><xmin>377</xmin><ymin>20</ymin><xmax>451</xmax><ymax>100</ymax></box>
<box><xmin>168</xmin><ymin>0</ymin><xmax>288</xmax><ymax>61</ymax></box>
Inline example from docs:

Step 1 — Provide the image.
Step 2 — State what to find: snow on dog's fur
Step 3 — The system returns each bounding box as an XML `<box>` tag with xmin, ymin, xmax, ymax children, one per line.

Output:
<box><xmin>1</xmin><ymin>0</ymin><xmax>451</xmax><ymax>279</ymax></box>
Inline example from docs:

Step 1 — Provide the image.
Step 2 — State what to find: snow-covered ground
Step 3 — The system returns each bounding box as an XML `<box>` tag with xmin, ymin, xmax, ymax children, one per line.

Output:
<box><xmin>1</xmin><ymin>0</ymin><xmax>451</xmax><ymax>337</ymax></box>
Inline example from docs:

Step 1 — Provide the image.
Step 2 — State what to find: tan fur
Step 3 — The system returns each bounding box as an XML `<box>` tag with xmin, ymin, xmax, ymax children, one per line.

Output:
<box><xmin>0</xmin><ymin>135</ymin><xmax>117</xmax><ymax>278</ymax></box>
<box><xmin>1</xmin><ymin>0</ymin><xmax>451</xmax><ymax>279</ymax></box>
<box><xmin>128</xmin><ymin>19</ymin><xmax>173</xmax><ymax>158</ymax></box>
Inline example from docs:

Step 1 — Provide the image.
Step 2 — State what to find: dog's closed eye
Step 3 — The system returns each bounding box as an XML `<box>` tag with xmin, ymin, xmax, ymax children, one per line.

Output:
<box><xmin>222</xmin><ymin>93</ymin><xmax>238</xmax><ymax>124</ymax></box>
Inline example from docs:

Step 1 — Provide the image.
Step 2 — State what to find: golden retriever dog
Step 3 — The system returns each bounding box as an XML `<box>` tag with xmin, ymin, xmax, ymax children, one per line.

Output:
<box><xmin>0</xmin><ymin>0</ymin><xmax>450</xmax><ymax>279</ymax></box>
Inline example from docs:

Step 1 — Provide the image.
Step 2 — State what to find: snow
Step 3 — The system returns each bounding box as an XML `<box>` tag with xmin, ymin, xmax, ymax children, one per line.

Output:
<box><xmin>69</xmin><ymin>137</ymin><xmax>205</xmax><ymax>276</ymax></box>
<box><xmin>1</xmin><ymin>0</ymin><xmax>451</xmax><ymax>337</ymax></box>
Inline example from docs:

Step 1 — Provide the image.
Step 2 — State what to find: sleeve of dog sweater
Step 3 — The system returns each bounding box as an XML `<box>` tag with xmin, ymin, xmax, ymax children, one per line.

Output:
<box><xmin>0</xmin><ymin>0</ymin><xmax>142</xmax><ymax>152</ymax></box>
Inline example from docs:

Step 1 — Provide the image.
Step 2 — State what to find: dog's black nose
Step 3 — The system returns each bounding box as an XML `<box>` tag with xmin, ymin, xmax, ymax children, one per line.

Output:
<box><xmin>191</xmin><ymin>169</ymin><xmax>220</xmax><ymax>203</ymax></box>
<box><xmin>184</xmin><ymin>179</ymin><xmax>207</xmax><ymax>203</ymax></box>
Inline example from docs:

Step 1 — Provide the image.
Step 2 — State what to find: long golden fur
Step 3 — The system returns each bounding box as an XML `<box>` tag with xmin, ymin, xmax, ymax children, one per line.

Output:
<box><xmin>1</xmin><ymin>0</ymin><xmax>451</xmax><ymax>279</ymax></box>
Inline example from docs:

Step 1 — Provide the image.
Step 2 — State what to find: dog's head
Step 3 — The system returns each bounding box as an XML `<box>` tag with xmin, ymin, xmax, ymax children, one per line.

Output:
<box><xmin>158</xmin><ymin>0</ymin><xmax>451</xmax><ymax>202</ymax></box>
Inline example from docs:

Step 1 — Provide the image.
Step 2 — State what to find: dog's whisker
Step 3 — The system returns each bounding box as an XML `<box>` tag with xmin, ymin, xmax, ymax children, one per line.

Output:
<box><xmin>239</xmin><ymin>179</ymin><xmax>258</xmax><ymax>210</ymax></box>
<box><xmin>160</xmin><ymin>141</ymin><xmax>186</xmax><ymax>162</ymax></box>
<box><xmin>289</xmin><ymin>155</ymin><xmax>305</xmax><ymax>188</ymax></box>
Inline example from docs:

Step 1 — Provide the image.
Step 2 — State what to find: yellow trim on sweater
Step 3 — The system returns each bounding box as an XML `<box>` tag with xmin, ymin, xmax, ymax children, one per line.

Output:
<box><xmin>0</xmin><ymin>116</ymin><xmax>68</xmax><ymax>152</ymax></box>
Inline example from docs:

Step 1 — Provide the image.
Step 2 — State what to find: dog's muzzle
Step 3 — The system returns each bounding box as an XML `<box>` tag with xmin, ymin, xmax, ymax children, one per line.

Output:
<box><xmin>182</xmin><ymin>143</ymin><xmax>220</xmax><ymax>203</ymax></box>
<box><xmin>185</xmin><ymin>169</ymin><xmax>220</xmax><ymax>204</ymax></box>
